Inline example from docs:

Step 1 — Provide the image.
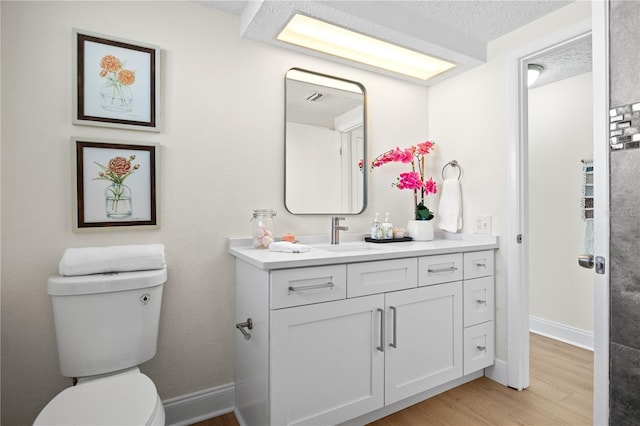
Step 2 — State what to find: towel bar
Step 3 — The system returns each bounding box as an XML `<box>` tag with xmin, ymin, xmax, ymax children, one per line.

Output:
<box><xmin>442</xmin><ymin>160</ymin><xmax>463</xmax><ymax>180</ymax></box>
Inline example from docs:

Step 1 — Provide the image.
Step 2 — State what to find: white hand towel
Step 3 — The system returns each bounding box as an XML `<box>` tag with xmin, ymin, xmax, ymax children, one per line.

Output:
<box><xmin>59</xmin><ymin>244</ymin><xmax>166</xmax><ymax>276</ymax></box>
<box><xmin>438</xmin><ymin>179</ymin><xmax>462</xmax><ymax>233</ymax></box>
<box><xmin>269</xmin><ymin>241</ymin><xmax>311</xmax><ymax>253</ymax></box>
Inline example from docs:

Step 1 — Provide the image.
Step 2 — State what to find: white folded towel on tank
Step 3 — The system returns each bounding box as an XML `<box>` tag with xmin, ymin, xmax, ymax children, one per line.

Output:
<box><xmin>438</xmin><ymin>179</ymin><xmax>463</xmax><ymax>233</ymax></box>
<box><xmin>58</xmin><ymin>244</ymin><xmax>166</xmax><ymax>276</ymax></box>
<box><xmin>269</xmin><ymin>241</ymin><xmax>311</xmax><ymax>253</ymax></box>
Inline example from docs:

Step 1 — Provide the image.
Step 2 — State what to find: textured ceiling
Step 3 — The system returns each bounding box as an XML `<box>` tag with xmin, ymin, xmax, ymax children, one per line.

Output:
<box><xmin>202</xmin><ymin>0</ymin><xmax>590</xmax><ymax>87</ymax></box>
<box><xmin>528</xmin><ymin>35</ymin><xmax>592</xmax><ymax>89</ymax></box>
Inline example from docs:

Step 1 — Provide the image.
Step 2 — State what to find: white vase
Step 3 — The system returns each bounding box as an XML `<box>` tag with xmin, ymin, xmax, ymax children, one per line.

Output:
<box><xmin>406</xmin><ymin>220</ymin><xmax>434</xmax><ymax>241</ymax></box>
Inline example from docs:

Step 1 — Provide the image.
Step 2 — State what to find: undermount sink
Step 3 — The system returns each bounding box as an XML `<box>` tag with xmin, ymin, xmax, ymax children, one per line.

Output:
<box><xmin>314</xmin><ymin>242</ymin><xmax>382</xmax><ymax>253</ymax></box>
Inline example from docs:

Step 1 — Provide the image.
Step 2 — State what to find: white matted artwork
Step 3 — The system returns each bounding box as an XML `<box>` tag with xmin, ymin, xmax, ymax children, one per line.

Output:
<box><xmin>73</xmin><ymin>29</ymin><xmax>160</xmax><ymax>132</ymax></box>
<box><xmin>72</xmin><ymin>137</ymin><xmax>159</xmax><ymax>231</ymax></box>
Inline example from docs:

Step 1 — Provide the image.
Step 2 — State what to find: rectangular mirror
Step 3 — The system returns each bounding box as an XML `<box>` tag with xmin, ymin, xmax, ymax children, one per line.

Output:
<box><xmin>285</xmin><ymin>68</ymin><xmax>366</xmax><ymax>214</ymax></box>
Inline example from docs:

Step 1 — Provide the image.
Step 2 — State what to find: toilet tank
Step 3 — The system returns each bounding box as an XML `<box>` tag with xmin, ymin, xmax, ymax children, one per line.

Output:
<box><xmin>47</xmin><ymin>268</ymin><xmax>167</xmax><ymax>378</ymax></box>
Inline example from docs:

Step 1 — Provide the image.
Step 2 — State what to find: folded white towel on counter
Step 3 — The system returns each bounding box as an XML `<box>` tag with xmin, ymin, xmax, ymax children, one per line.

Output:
<box><xmin>438</xmin><ymin>179</ymin><xmax>463</xmax><ymax>233</ymax></box>
<box><xmin>59</xmin><ymin>244</ymin><xmax>166</xmax><ymax>276</ymax></box>
<box><xmin>269</xmin><ymin>241</ymin><xmax>311</xmax><ymax>253</ymax></box>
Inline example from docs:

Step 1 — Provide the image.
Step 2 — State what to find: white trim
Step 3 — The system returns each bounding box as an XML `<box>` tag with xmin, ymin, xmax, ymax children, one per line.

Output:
<box><xmin>529</xmin><ymin>316</ymin><xmax>594</xmax><ymax>351</ymax></box>
<box><xmin>163</xmin><ymin>383</ymin><xmax>235</xmax><ymax>426</ymax></box>
<box><xmin>484</xmin><ymin>358</ymin><xmax>508</xmax><ymax>386</ymax></box>
<box><xmin>506</xmin><ymin>18</ymin><xmax>592</xmax><ymax>392</ymax></box>
<box><xmin>592</xmin><ymin>1</ymin><xmax>610</xmax><ymax>424</ymax></box>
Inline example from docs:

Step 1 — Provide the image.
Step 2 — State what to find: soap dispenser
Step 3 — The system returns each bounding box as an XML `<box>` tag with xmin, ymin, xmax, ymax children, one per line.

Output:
<box><xmin>371</xmin><ymin>212</ymin><xmax>382</xmax><ymax>240</ymax></box>
<box><xmin>382</xmin><ymin>212</ymin><xmax>394</xmax><ymax>239</ymax></box>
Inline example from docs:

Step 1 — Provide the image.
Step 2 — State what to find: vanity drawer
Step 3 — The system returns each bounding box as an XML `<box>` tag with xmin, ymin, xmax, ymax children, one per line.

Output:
<box><xmin>271</xmin><ymin>265</ymin><xmax>347</xmax><ymax>309</ymax></box>
<box><xmin>463</xmin><ymin>276</ymin><xmax>494</xmax><ymax>326</ymax></box>
<box><xmin>463</xmin><ymin>250</ymin><xmax>494</xmax><ymax>280</ymax></box>
<box><xmin>418</xmin><ymin>253</ymin><xmax>463</xmax><ymax>286</ymax></box>
<box><xmin>463</xmin><ymin>321</ymin><xmax>495</xmax><ymax>375</ymax></box>
<box><xmin>347</xmin><ymin>258</ymin><xmax>417</xmax><ymax>297</ymax></box>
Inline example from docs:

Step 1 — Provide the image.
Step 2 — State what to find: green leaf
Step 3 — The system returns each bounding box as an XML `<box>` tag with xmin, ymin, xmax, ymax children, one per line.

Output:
<box><xmin>415</xmin><ymin>201</ymin><xmax>434</xmax><ymax>221</ymax></box>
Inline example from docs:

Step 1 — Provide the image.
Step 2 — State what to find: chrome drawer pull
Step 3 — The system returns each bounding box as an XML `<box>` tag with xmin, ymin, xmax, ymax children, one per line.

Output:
<box><xmin>236</xmin><ymin>318</ymin><xmax>253</xmax><ymax>340</ymax></box>
<box><xmin>427</xmin><ymin>266</ymin><xmax>458</xmax><ymax>274</ymax></box>
<box><xmin>476</xmin><ymin>299</ymin><xmax>487</xmax><ymax>305</ymax></box>
<box><xmin>390</xmin><ymin>306</ymin><xmax>398</xmax><ymax>349</ymax></box>
<box><xmin>477</xmin><ymin>345</ymin><xmax>486</xmax><ymax>352</ymax></box>
<box><xmin>474</xmin><ymin>261</ymin><xmax>487</xmax><ymax>268</ymax></box>
<box><xmin>288</xmin><ymin>282</ymin><xmax>334</xmax><ymax>293</ymax></box>
<box><xmin>377</xmin><ymin>308</ymin><xmax>385</xmax><ymax>352</ymax></box>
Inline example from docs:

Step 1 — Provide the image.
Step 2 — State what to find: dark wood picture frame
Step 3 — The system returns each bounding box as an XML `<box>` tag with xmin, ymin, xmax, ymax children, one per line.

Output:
<box><xmin>73</xmin><ymin>137</ymin><xmax>159</xmax><ymax>230</ymax></box>
<box><xmin>73</xmin><ymin>29</ymin><xmax>160</xmax><ymax>132</ymax></box>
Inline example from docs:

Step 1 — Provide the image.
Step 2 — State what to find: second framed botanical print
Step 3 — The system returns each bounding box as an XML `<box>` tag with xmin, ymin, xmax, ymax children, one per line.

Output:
<box><xmin>72</xmin><ymin>137</ymin><xmax>159</xmax><ymax>231</ymax></box>
<box><xmin>73</xmin><ymin>29</ymin><xmax>160</xmax><ymax>132</ymax></box>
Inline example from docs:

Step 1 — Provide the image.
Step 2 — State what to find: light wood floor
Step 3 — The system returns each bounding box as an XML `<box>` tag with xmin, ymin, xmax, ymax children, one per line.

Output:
<box><xmin>192</xmin><ymin>333</ymin><xmax>593</xmax><ymax>426</ymax></box>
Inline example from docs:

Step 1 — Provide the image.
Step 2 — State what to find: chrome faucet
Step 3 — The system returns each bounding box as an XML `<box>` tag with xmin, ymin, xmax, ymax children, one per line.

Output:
<box><xmin>331</xmin><ymin>217</ymin><xmax>349</xmax><ymax>245</ymax></box>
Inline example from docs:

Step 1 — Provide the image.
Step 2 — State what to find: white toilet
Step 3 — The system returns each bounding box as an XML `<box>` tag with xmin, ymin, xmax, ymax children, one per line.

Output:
<box><xmin>35</xmin><ymin>266</ymin><xmax>167</xmax><ymax>426</ymax></box>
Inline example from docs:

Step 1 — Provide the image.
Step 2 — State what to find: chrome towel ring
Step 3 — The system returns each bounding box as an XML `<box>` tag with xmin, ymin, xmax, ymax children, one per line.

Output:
<box><xmin>442</xmin><ymin>160</ymin><xmax>463</xmax><ymax>180</ymax></box>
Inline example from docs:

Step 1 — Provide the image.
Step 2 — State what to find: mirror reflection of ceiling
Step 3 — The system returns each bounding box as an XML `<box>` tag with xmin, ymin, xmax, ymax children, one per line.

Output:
<box><xmin>202</xmin><ymin>0</ymin><xmax>574</xmax><ymax>85</ymax></box>
<box><xmin>287</xmin><ymin>80</ymin><xmax>362</xmax><ymax>129</ymax></box>
<box><xmin>528</xmin><ymin>35</ymin><xmax>592</xmax><ymax>89</ymax></box>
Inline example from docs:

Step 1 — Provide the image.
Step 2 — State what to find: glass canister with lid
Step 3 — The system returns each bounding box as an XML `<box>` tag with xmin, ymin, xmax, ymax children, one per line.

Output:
<box><xmin>251</xmin><ymin>209</ymin><xmax>276</xmax><ymax>248</ymax></box>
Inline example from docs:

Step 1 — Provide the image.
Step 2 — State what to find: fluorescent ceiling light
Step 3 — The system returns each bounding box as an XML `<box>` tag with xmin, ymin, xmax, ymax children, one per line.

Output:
<box><xmin>528</xmin><ymin>64</ymin><xmax>544</xmax><ymax>87</ymax></box>
<box><xmin>277</xmin><ymin>14</ymin><xmax>456</xmax><ymax>81</ymax></box>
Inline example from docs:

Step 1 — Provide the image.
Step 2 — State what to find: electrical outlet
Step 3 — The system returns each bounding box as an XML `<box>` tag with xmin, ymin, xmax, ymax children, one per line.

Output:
<box><xmin>474</xmin><ymin>216</ymin><xmax>492</xmax><ymax>234</ymax></box>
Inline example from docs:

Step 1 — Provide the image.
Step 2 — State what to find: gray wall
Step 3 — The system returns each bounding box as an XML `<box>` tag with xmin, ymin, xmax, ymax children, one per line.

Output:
<box><xmin>609</xmin><ymin>1</ymin><xmax>640</xmax><ymax>423</ymax></box>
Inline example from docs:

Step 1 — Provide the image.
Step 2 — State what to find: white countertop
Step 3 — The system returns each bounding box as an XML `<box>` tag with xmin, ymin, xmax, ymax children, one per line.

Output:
<box><xmin>228</xmin><ymin>233</ymin><xmax>499</xmax><ymax>270</ymax></box>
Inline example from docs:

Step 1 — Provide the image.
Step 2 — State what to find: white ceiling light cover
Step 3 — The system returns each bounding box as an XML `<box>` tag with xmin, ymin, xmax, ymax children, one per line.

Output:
<box><xmin>277</xmin><ymin>14</ymin><xmax>456</xmax><ymax>81</ymax></box>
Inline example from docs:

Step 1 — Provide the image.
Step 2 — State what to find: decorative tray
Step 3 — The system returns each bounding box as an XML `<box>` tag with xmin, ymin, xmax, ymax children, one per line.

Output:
<box><xmin>364</xmin><ymin>237</ymin><xmax>413</xmax><ymax>243</ymax></box>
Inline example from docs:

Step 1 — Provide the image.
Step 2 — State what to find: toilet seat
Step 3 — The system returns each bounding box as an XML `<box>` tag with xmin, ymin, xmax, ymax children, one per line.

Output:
<box><xmin>34</xmin><ymin>371</ymin><xmax>164</xmax><ymax>426</ymax></box>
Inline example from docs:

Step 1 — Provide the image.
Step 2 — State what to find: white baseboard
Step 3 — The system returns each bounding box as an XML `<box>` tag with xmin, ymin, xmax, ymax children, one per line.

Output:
<box><xmin>484</xmin><ymin>358</ymin><xmax>508</xmax><ymax>386</ymax></box>
<box><xmin>163</xmin><ymin>382</ymin><xmax>235</xmax><ymax>426</ymax></box>
<box><xmin>529</xmin><ymin>316</ymin><xmax>594</xmax><ymax>351</ymax></box>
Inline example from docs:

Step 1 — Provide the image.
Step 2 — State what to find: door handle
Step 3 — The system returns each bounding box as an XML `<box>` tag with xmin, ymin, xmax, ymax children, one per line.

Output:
<box><xmin>389</xmin><ymin>306</ymin><xmax>398</xmax><ymax>349</ymax></box>
<box><xmin>578</xmin><ymin>254</ymin><xmax>594</xmax><ymax>269</ymax></box>
<box><xmin>376</xmin><ymin>308</ymin><xmax>385</xmax><ymax>352</ymax></box>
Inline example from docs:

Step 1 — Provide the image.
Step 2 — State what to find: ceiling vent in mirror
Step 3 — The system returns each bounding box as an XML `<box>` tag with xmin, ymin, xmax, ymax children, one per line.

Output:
<box><xmin>305</xmin><ymin>91</ymin><xmax>324</xmax><ymax>102</ymax></box>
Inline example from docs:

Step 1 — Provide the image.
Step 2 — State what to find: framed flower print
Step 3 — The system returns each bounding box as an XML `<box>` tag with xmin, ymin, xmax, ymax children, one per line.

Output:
<box><xmin>72</xmin><ymin>137</ymin><xmax>160</xmax><ymax>231</ymax></box>
<box><xmin>73</xmin><ymin>29</ymin><xmax>161</xmax><ymax>132</ymax></box>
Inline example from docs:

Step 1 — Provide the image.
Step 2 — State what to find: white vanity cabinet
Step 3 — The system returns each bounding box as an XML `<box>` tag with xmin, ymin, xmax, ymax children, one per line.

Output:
<box><xmin>271</xmin><ymin>294</ymin><xmax>384</xmax><ymax>425</ymax></box>
<box><xmin>462</xmin><ymin>250</ymin><xmax>495</xmax><ymax>375</ymax></box>
<box><xmin>384</xmin><ymin>282</ymin><xmax>462</xmax><ymax>405</ymax></box>
<box><xmin>231</xmin><ymin>240</ymin><xmax>496</xmax><ymax>426</ymax></box>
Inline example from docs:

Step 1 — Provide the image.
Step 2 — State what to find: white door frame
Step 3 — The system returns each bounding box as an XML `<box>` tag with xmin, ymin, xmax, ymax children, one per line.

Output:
<box><xmin>505</xmin><ymin>17</ymin><xmax>592</xmax><ymax>391</ymax></box>
<box><xmin>591</xmin><ymin>2</ymin><xmax>610</xmax><ymax>424</ymax></box>
<box><xmin>506</xmin><ymin>6</ymin><xmax>609</xmax><ymax>422</ymax></box>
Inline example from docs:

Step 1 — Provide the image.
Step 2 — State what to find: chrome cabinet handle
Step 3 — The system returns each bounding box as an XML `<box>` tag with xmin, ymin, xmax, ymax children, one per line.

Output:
<box><xmin>476</xmin><ymin>299</ymin><xmax>487</xmax><ymax>305</ymax></box>
<box><xmin>390</xmin><ymin>306</ymin><xmax>398</xmax><ymax>349</ymax></box>
<box><xmin>236</xmin><ymin>318</ymin><xmax>253</xmax><ymax>340</ymax></box>
<box><xmin>474</xmin><ymin>261</ymin><xmax>487</xmax><ymax>268</ymax></box>
<box><xmin>427</xmin><ymin>266</ymin><xmax>458</xmax><ymax>274</ymax></box>
<box><xmin>288</xmin><ymin>282</ymin><xmax>334</xmax><ymax>293</ymax></box>
<box><xmin>477</xmin><ymin>345</ymin><xmax>486</xmax><ymax>352</ymax></box>
<box><xmin>377</xmin><ymin>308</ymin><xmax>385</xmax><ymax>352</ymax></box>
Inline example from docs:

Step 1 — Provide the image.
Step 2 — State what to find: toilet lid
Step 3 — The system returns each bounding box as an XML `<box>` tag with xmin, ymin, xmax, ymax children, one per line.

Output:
<box><xmin>35</xmin><ymin>372</ymin><xmax>160</xmax><ymax>426</ymax></box>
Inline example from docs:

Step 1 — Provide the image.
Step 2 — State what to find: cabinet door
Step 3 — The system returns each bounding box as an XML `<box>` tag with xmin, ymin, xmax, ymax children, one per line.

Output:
<box><xmin>385</xmin><ymin>282</ymin><xmax>463</xmax><ymax>405</ymax></box>
<box><xmin>270</xmin><ymin>295</ymin><xmax>385</xmax><ymax>426</ymax></box>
